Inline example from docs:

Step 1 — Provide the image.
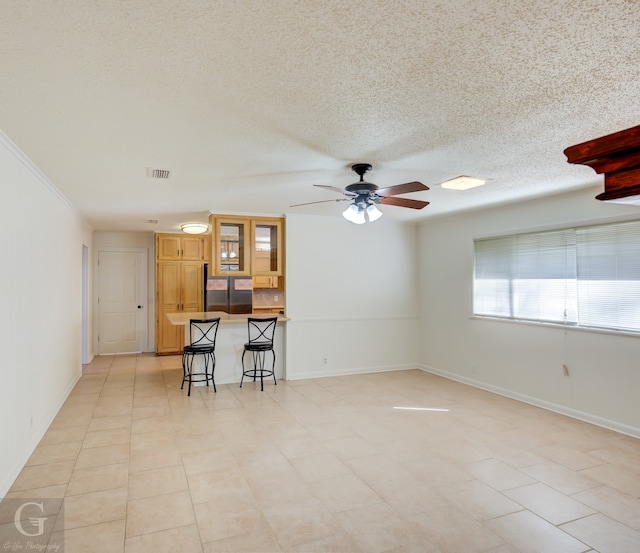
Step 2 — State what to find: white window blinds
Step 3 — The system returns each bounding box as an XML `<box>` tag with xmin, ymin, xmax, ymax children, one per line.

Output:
<box><xmin>576</xmin><ymin>220</ymin><xmax>640</xmax><ymax>332</ymax></box>
<box><xmin>474</xmin><ymin>220</ymin><xmax>640</xmax><ymax>333</ymax></box>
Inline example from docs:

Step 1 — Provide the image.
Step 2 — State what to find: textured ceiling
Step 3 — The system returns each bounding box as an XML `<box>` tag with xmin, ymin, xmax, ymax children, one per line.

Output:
<box><xmin>1</xmin><ymin>0</ymin><xmax>639</xmax><ymax>231</ymax></box>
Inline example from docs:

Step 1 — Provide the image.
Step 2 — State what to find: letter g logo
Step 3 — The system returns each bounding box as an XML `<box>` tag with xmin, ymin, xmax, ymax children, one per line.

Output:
<box><xmin>14</xmin><ymin>501</ymin><xmax>47</xmax><ymax>537</ymax></box>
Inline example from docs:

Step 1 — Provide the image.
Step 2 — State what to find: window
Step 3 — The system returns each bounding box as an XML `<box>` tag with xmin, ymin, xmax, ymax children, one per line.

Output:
<box><xmin>473</xmin><ymin>219</ymin><xmax>640</xmax><ymax>334</ymax></box>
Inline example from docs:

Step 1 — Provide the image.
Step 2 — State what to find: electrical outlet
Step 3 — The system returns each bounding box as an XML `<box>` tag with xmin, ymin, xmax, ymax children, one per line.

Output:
<box><xmin>471</xmin><ymin>363</ymin><xmax>478</xmax><ymax>374</ymax></box>
<box><xmin>274</xmin><ymin>294</ymin><xmax>279</xmax><ymax>302</ymax></box>
<box><xmin>322</xmin><ymin>357</ymin><xmax>328</xmax><ymax>365</ymax></box>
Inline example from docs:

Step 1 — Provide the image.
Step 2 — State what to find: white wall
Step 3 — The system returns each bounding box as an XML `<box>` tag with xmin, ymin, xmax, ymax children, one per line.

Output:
<box><xmin>0</xmin><ymin>132</ymin><xmax>93</xmax><ymax>496</ymax></box>
<box><xmin>285</xmin><ymin>213</ymin><xmax>420</xmax><ymax>379</ymax></box>
<box><xmin>418</xmin><ymin>187</ymin><xmax>640</xmax><ymax>437</ymax></box>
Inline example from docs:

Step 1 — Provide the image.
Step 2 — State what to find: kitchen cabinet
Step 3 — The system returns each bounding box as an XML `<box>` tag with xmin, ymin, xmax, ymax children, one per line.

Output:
<box><xmin>251</xmin><ymin>219</ymin><xmax>283</xmax><ymax>276</ymax></box>
<box><xmin>253</xmin><ymin>275</ymin><xmax>279</xmax><ymax>288</ymax></box>
<box><xmin>209</xmin><ymin>214</ymin><xmax>286</xmax><ymax>314</ymax></box>
<box><xmin>156</xmin><ymin>233</ymin><xmax>210</xmax><ymax>261</ymax></box>
<box><xmin>253</xmin><ymin>250</ymin><xmax>279</xmax><ymax>287</ymax></box>
<box><xmin>211</xmin><ymin>216</ymin><xmax>251</xmax><ymax>276</ymax></box>
<box><xmin>156</xmin><ymin>261</ymin><xmax>204</xmax><ymax>354</ymax></box>
<box><xmin>209</xmin><ymin>215</ymin><xmax>284</xmax><ymax>277</ymax></box>
<box><xmin>155</xmin><ymin>233</ymin><xmax>208</xmax><ymax>353</ymax></box>
<box><xmin>252</xmin><ymin>307</ymin><xmax>283</xmax><ymax>314</ymax></box>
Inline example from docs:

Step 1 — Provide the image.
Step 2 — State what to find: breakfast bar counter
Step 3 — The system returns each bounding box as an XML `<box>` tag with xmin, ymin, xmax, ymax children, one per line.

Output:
<box><xmin>165</xmin><ymin>311</ymin><xmax>289</xmax><ymax>326</ymax></box>
<box><xmin>165</xmin><ymin>311</ymin><xmax>288</xmax><ymax>387</ymax></box>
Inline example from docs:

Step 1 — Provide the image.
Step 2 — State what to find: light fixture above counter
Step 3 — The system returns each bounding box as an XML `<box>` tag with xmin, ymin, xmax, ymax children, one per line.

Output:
<box><xmin>181</xmin><ymin>222</ymin><xmax>209</xmax><ymax>234</ymax></box>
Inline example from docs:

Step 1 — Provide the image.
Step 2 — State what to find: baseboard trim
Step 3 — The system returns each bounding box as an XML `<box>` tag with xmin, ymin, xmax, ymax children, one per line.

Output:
<box><xmin>0</xmin><ymin>371</ymin><xmax>83</xmax><ymax>497</ymax></box>
<box><xmin>418</xmin><ymin>364</ymin><xmax>640</xmax><ymax>440</ymax></box>
<box><xmin>285</xmin><ymin>363</ymin><xmax>413</xmax><ymax>381</ymax></box>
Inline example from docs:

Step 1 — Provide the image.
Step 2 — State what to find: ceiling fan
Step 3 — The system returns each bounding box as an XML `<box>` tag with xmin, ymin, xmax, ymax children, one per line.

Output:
<box><xmin>291</xmin><ymin>163</ymin><xmax>429</xmax><ymax>223</ymax></box>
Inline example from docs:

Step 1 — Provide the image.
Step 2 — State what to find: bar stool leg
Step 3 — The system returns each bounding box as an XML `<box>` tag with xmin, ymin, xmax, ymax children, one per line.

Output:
<box><xmin>240</xmin><ymin>350</ymin><xmax>246</xmax><ymax>388</ymax></box>
<box><xmin>210</xmin><ymin>352</ymin><xmax>217</xmax><ymax>392</ymax></box>
<box><xmin>258</xmin><ymin>351</ymin><xmax>264</xmax><ymax>391</ymax></box>
<box><xmin>272</xmin><ymin>350</ymin><xmax>277</xmax><ymax>386</ymax></box>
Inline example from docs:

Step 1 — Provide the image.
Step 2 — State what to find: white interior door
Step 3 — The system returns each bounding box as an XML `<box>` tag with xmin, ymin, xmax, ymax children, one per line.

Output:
<box><xmin>98</xmin><ymin>250</ymin><xmax>147</xmax><ymax>354</ymax></box>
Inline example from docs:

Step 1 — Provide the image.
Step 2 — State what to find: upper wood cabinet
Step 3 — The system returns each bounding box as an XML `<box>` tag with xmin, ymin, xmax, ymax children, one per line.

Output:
<box><xmin>156</xmin><ymin>233</ymin><xmax>210</xmax><ymax>261</ymax></box>
<box><xmin>210</xmin><ymin>213</ymin><xmax>285</xmax><ymax>275</ymax></box>
<box><xmin>182</xmin><ymin>236</ymin><xmax>210</xmax><ymax>261</ymax></box>
<box><xmin>253</xmin><ymin>251</ymin><xmax>280</xmax><ymax>288</ymax></box>
<box><xmin>253</xmin><ymin>275</ymin><xmax>279</xmax><ymax>289</ymax></box>
<box><xmin>211</xmin><ymin>216</ymin><xmax>251</xmax><ymax>276</ymax></box>
<box><xmin>251</xmin><ymin>218</ymin><xmax>283</xmax><ymax>276</ymax></box>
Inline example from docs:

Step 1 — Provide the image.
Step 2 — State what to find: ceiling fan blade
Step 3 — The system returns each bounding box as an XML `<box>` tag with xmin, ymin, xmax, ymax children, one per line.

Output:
<box><xmin>313</xmin><ymin>184</ymin><xmax>355</xmax><ymax>196</ymax></box>
<box><xmin>290</xmin><ymin>198</ymin><xmax>349</xmax><ymax>207</ymax></box>
<box><xmin>379</xmin><ymin>196</ymin><xmax>430</xmax><ymax>209</ymax></box>
<box><xmin>375</xmin><ymin>181</ymin><xmax>429</xmax><ymax>196</ymax></box>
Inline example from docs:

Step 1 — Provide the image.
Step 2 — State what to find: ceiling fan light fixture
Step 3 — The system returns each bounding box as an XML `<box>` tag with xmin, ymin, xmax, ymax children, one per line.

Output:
<box><xmin>180</xmin><ymin>223</ymin><xmax>209</xmax><ymax>234</ymax></box>
<box><xmin>440</xmin><ymin>176</ymin><xmax>486</xmax><ymax>190</ymax></box>
<box><xmin>292</xmin><ymin>163</ymin><xmax>429</xmax><ymax>216</ymax></box>
<box><xmin>343</xmin><ymin>204</ymin><xmax>366</xmax><ymax>224</ymax></box>
<box><xmin>366</xmin><ymin>204</ymin><xmax>383</xmax><ymax>222</ymax></box>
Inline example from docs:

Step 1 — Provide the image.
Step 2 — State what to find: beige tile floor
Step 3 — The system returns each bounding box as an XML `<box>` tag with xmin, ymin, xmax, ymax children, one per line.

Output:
<box><xmin>5</xmin><ymin>353</ymin><xmax>640</xmax><ymax>552</ymax></box>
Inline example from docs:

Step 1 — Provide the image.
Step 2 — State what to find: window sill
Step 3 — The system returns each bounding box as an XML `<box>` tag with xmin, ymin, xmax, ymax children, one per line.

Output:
<box><xmin>469</xmin><ymin>315</ymin><xmax>640</xmax><ymax>339</ymax></box>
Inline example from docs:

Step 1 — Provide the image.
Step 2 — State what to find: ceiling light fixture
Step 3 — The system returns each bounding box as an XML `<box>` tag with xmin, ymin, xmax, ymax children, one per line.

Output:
<box><xmin>342</xmin><ymin>204</ymin><xmax>366</xmax><ymax>224</ymax></box>
<box><xmin>342</xmin><ymin>201</ymin><xmax>383</xmax><ymax>224</ymax></box>
<box><xmin>180</xmin><ymin>223</ymin><xmax>209</xmax><ymax>234</ymax></box>
<box><xmin>366</xmin><ymin>204</ymin><xmax>383</xmax><ymax>222</ymax></box>
<box><xmin>440</xmin><ymin>176</ymin><xmax>487</xmax><ymax>190</ymax></box>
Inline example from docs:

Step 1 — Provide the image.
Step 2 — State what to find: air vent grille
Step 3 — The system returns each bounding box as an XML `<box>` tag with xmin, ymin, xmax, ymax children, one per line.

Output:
<box><xmin>146</xmin><ymin>167</ymin><xmax>172</xmax><ymax>179</ymax></box>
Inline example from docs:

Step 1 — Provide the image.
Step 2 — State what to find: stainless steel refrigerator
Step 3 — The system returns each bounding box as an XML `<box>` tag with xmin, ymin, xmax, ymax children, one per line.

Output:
<box><xmin>203</xmin><ymin>264</ymin><xmax>253</xmax><ymax>314</ymax></box>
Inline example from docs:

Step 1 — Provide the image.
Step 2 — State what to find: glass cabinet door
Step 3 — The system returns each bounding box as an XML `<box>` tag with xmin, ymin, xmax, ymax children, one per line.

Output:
<box><xmin>252</xmin><ymin>219</ymin><xmax>282</xmax><ymax>275</ymax></box>
<box><xmin>213</xmin><ymin>217</ymin><xmax>251</xmax><ymax>275</ymax></box>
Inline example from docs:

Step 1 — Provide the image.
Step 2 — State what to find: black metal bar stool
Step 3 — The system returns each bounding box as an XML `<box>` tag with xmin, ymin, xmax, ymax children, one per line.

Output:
<box><xmin>240</xmin><ymin>317</ymin><xmax>277</xmax><ymax>391</ymax></box>
<box><xmin>181</xmin><ymin>318</ymin><xmax>220</xmax><ymax>396</ymax></box>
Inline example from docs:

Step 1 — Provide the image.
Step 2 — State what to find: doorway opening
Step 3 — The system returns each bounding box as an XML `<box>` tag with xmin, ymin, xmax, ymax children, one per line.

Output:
<box><xmin>82</xmin><ymin>244</ymin><xmax>89</xmax><ymax>364</ymax></box>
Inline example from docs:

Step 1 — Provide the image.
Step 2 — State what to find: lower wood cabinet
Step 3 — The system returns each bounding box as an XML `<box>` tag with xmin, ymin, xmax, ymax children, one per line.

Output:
<box><xmin>252</xmin><ymin>307</ymin><xmax>283</xmax><ymax>314</ymax></box>
<box><xmin>156</xmin><ymin>261</ymin><xmax>203</xmax><ymax>354</ymax></box>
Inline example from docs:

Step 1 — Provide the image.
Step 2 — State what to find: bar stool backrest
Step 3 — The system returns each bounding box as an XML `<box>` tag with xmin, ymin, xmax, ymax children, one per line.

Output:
<box><xmin>189</xmin><ymin>318</ymin><xmax>220</xmax><ymax>348</ymax></box>
<box><xmin>247</xmin><ymin>317</ymin><xmax>277</xmax><ymax>346</ymax></box>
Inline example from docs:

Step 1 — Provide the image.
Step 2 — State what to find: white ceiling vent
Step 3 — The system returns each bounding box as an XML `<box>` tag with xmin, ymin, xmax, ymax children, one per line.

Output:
<box><xmin>146</xmin><ymin>167</ymin><xmax>172</xmax><ymax>179</ymax></box>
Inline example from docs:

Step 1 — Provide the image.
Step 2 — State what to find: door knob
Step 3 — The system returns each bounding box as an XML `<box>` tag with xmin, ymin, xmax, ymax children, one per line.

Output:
<box><xmin>137</xmin><ymin>305</ymin><xmax>143</xmax><ymax>309</ymax></box>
